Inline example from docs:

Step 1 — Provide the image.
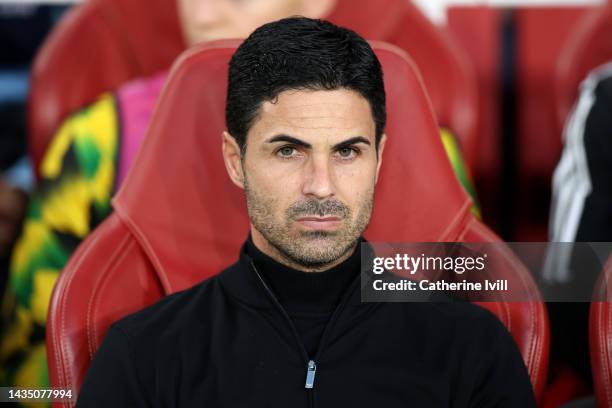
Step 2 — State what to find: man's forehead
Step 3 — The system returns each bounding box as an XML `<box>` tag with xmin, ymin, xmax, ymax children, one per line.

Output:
<box><xmin>253</xmin><ymin>88</ymin><xmax>375</xmax><ymax>139</ymax></box>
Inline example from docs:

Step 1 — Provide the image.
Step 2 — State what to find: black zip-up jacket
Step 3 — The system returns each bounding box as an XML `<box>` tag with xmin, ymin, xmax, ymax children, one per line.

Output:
<box><xmin>77</xmin><ymin>241</ymin><xmax>536</xmax><ymax>407</ymax></box>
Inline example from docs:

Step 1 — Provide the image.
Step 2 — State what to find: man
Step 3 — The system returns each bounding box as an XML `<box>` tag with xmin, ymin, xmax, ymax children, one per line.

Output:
<box><xmin>77</xmin><ymin>18</ymin><xmax>534</xmax><ymax>407</ymax></box>
<box><xmin>0</xmin><ymin>0</ymin><xmax>335</xmax><ymax>392</ymax></box>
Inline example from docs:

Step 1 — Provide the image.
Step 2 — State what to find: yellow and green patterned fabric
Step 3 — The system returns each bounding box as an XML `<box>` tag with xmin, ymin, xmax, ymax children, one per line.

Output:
<box><xmin>0</xmin><ymin>93</ymin><xmax>119</xmax><ymax>405</ymax></box>
<box><xmin>440</xmin><ymin>128</ymin><xmax>480</xmax><ymax>218</ymax></box>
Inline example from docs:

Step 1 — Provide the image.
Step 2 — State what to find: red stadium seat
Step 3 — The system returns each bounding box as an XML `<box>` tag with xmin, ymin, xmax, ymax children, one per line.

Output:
<box><xmin>331</xmin><ymin>0</ymin><xmax>480</xmax><ymax>171</ymax></box>
<box><xmin>29</xmin><ymin>0</ymin><xmax>479</xmax><ymax>178</ymax></box>
<box><xmin>448</xmin><ymin>6</ymin><xmax>598</xmax><ymax>241</ymax></box>
<box><xmin>590</xmin><ymin>257</ymin><xmax>612</xmax><ymax>407</ymax></box>
<box><xmin>555</xmin><ymin>3</ymin><xmax>612</xmax><ymax>139</ymax></box>
<box><xmin>46</xmin><ymin>41</ymin><xmax>548</xmax><ymax>406</ymax></box>
<box><xmin>28</xmin><ymin>0</ymin><xmax>184</xmax><ymax>177</ymax></box>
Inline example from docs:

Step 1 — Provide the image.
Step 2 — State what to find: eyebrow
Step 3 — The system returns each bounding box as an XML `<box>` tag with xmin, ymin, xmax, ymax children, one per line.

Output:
<box><xmin>267</xmin><ymin>135</ymin><xmax>311</xmax><ymax>149</ymax></box>
<box><xmin>266</xmin><ymin>134</ymin><xmax>371</xmax><ymax>149</ymax></box>
<box><xmin>332</xmin><ymin>136</ymin><xmax>371</xmax><ymax>150</ymax></box>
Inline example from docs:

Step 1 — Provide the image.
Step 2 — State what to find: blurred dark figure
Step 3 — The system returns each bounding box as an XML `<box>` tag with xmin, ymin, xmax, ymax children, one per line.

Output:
<box><xmin>546</xmin><ymin>63</ymin><xmax>612</xmax><ymax>403</ymax></box>
<box><xmin>0</xmin><ymin>104</ymin><xmax>28</xmax><ymax>309</ymax></box>
<box><xmin>0</xmin><ymin>5</ymin><xmax>68</xmax><ymax>400</ymax></box>
<box><xmin>0</xmin><ymin>4</ymin><xmax>59</xmax><ymax>64</ymax></box>
<box><xmin>550</xmin><ymin>63</ymin><xmax>612</xmax><ymax>246</ymax></box>
<box><xmin>0</xmin><ymin>4</ymin><xmax>44</xmax><ymax>304</ymax></box>
<box><xmin>0</xmin><ymin>4</ymin><xmax>68</xmax><ymax>296</ymax></box>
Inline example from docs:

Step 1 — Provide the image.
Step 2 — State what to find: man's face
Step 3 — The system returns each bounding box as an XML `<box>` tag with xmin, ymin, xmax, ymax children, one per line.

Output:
<box><xmin>223</xmin><ymin>89</ymin><xmax>386</xmax><ymax>270</ymax></box>
<box><xmin>178</xmin><ymin>0</ymin><xmax>336</xmax><ymax>46</ymax></box>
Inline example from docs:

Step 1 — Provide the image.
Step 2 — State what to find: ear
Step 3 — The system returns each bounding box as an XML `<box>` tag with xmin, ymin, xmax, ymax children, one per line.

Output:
<box><xmin>301</xmin><ymin>0</ymin><xmax>337</xmax><ymax>19</ymax></box>
<box><xmin>374</xmin><ymin>133</ymin><xmax>387</xmax><ymax>185</ymax></box>
<box><xmin>222</xmin><ymin>131</ymin><xmax>245</xmax><ymax>189</ymax></box>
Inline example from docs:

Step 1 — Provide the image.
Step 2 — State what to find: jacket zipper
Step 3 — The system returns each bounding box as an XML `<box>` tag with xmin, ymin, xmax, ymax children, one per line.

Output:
<box><xmin>305</xmin><ymin>360</ymin><xmax>316</xmax><ymax>388</ymax></box>
<box><xmin>250</xmin><ymin>261</ymin><xmax>359</xmax><ymax>406</ymax></box>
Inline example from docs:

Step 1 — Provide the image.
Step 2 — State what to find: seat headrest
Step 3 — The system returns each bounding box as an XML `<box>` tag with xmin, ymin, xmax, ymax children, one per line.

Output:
<box><xmin>331</xmin><ymin>0</ymin><xmax>478</xmax><ymax>165</ymax></box>
<box><xmin>556</xmin><ymin>4</ymin><xmax>612</xmax><ymax>133</ymax></box>
<box><xmin>28</xmin><ymin>0</ymin><xmax>184</xmax><ymax>175</ymax></box>
<box><xmin>113</xmin><ymin>40</ymin><xmax>471</xmax><ymax>293</ymax></box>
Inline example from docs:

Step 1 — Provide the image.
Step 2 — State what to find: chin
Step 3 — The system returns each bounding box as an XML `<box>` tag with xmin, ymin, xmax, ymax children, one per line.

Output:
<box><xmin>299</xmin><ymin>234</ymin><xmax>354</xmax><ymax>254</ymax></box>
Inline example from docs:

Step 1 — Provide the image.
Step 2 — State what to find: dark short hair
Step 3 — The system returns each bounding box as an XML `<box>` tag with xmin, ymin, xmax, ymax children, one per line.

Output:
<box><xmin>226</xmin><ymin>17</ymin><xmax>386</xmax><ymax>152</ymax></box>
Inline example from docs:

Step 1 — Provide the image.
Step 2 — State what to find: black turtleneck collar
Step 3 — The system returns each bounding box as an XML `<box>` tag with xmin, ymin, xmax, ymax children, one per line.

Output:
<box><xmin>246</xmin><ymin>235</ymin><xmax>362</xmax><ymax>313</ymax></box>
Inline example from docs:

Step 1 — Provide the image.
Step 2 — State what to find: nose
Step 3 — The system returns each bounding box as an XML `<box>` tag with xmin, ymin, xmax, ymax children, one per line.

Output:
<box><xmin>302</xmin><ymin>154</ymin><xmax>335</xmax><ymax>199</ymax></box>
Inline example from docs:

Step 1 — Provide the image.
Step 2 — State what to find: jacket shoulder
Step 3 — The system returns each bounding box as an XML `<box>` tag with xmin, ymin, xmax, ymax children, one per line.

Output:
<box><xmin>112</xmin><ymin>261</ymin><xmax>240</xmax><ymax>340</ymax></box>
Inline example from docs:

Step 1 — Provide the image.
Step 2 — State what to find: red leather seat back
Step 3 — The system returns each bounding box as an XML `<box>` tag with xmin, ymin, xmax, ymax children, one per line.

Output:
<box><xmin>330</xmin><ymin>0</ymin><xmax>479</xmax><ymax>169</ymax></box>
<box><xmin>30</xmin><ymin>0</ymin><xmax>478</xmax><ymax>177</ymax></box>
<box><xmin>28</xmin><ymin>0</ymin><xmax>184</xmax><ymax>177</ymax></box>
<box><xmin>555</xmin><ymin>3</ymin><xmax>612</xmax><ymax>138</ymax></box>
<box><xmin>47</xmin><ymin>41</ymin><xmax>547</xmax><ymax>405</ymax></box>
<box><xmin>590</xmin><ymin>256</ymin><xmax>612</xmax><ymax>407</ymax></box>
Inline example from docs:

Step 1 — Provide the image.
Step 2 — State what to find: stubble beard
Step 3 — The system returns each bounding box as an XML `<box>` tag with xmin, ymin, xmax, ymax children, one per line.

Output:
<box><xmin>244</xmin><ymin>175</ymin><xmax>374</xmax><ymax>270</ymax></box>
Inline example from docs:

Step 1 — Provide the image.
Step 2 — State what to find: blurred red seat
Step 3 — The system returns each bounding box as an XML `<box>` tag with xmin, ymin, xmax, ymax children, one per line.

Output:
<box><xmin>555</xmin><ymin>3</ymin><xmax>612</xmax><ymax>139</ymax></box>
<box><xmin>46</xmin><ymin>40</ymin><xmax>548</xmax><ymax>406</ymax></box>
<box><xmin>29</xmin><ymin>0</ymin><xmax>479</xmax><ymax>178</ymax></box>
<box><xmin>28</xmin><ymin>0</ymin><xmax>184</xmax><ymax>176</ymax></box>
<box><xmin>331</xmin><ymin>0</ymin><xmax>480</xmax><ymax>171</ymax></box>
<box><xmin>590</xmin><ymin>256</ymin><xmax>612</xmax><ymax>407</ymax></box>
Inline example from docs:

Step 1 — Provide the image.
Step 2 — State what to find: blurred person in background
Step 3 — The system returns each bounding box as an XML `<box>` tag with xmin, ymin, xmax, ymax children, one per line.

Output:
<box><xmin>544</xmin><ymin>62</ymin><xmax>612</xmax><ymax>403</ymax></box>
<box><xmin>0</xmin><ymin>0</ymin><xmax>337</xmax><ymax>395</ymax></box>
<box><xmin>0</xmin><ymin>4</ymin><xmax>64</xmax><ymax>324</ymax></box>
<box><xmin>0</xmin><ymin>4</ymin><xmax>61</xmax><ymax>301</ymax></box>
<box><xmin>550</xmin><ymin>62</ymin><xmax>612</xmax><ymax>247</ymax></box>
<box><xmin>0</xmin><ymin>106</ymin><xmax>28</xmax><ymax>306</ymax></box>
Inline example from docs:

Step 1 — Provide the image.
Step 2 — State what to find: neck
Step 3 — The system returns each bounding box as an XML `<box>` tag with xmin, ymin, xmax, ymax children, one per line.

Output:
<box><xmin>250</xmin><ymin>227</ymin><xmax>357</xmax><ymax>273</ymax></box>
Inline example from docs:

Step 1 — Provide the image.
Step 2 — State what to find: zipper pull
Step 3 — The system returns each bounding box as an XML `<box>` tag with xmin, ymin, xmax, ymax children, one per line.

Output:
<box><xmin>305</xmin><ymin>360</ymin><xmax>317</xmax><ymax>389</ymax></box>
